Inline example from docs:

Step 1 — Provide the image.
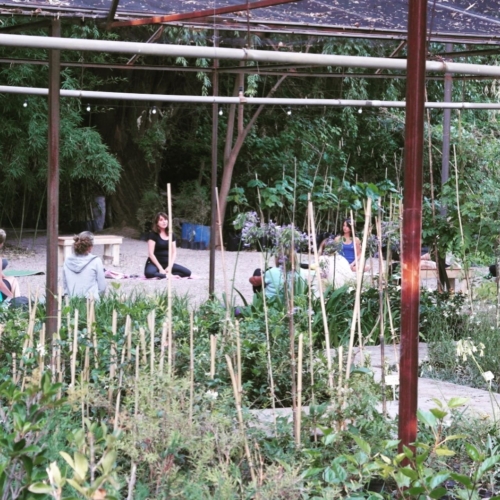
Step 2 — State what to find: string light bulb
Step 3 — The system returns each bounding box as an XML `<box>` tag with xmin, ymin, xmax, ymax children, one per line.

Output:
<box><xmin>219</xmin><ymin>109</ymin><xmax>223</xmax><ymax>116</ymax></box>
<box><xmin>152</xmin><ymin>106</ymin><xmax>157</xmax><ymax>114</ymax></box>
<box><xmin>287</xmin><ymin>107</ymin><xmax>292</xmax><ymax>116</ymax></box>
<box><xmin>23</xmin><ymin>100</ymin><xmax>28</xmax><ymax>108</ymax></box>
<box><xmin>358</xmin><ymin>108</ymin><xmax>363</xmax><ymax>114</ymax></box>
<box><xmin>86</xmin><ymin>104</ymin><xmax>91</xmax><ymax>112</ymax></box>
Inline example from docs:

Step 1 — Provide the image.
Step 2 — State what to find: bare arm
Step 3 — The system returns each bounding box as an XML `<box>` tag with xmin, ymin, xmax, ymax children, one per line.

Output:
<box><xmin>148</xmin><ymin>239</ymin><xmax>166</xmax><ymax>274</ymax></box>
<box><xmin>0</xmin><ymin>271</ymin><xmax>13</xmax><ymax>299</ymax></box>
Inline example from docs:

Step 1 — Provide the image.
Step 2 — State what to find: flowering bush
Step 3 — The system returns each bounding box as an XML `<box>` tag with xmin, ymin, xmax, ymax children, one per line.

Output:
<box><xmin>233</xmin><ymin>211</ymin><xmax>309</xmax><ymax>253</ymax></box>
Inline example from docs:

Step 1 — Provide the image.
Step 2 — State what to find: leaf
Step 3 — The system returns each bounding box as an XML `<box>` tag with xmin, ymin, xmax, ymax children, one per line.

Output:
<box><xmin>74</xmin><ymin>451</ymin><xmax>89</xmax><ymax>481</ymax></box>
<box><xmin>475</xmin><ymin>455</ymin><xmax>500</xmax><ymax>480</ymax></box>
<box><xmin>417</xmin><ymin>409</ymin><xmax>437</xmax><ymax>428</ymax></box>
<box><xmin>60</xmin><ymin>451</ymin><xmax>75</xmax><ymax>469</ymax></box>
<box><xmin>428</xmin><ymin>472</ymin><xmax>450</xmax><ymax>489</ymax></box>
<box><xmin>450</xmin><ymin>472</ymin><xmax>473</xmax><ymax>489</ymax></box>
<box><xmin>447</xmin><ymin>397</ymin><xmax>469</xmax><ymax>408</ymax></box>
<box><xmin>100</xmin><ymin>450</ymin><xmax>117</xmax><ymax>475</ymax></box>
<box><xmin>429</xmin><ymin>486</ymin><xmax>448</xmax><ymax>499</ymax></box>
<box><xmin>435</xmin><ymin>447</ymin><xmax>455</xmax><ymax>457</ymax></box>
<box><xmin>352</xmin><ymin>435</ymin><xmax>371</xmax><ymax>456</ymax></box>
<box><xmin>465</xmin><ymin>443</ymin><xmax>481</xmax><ymax>462</ymax></box>
<box><xmin>28</xmin><ymin>482</ymin><xmax>53</xmax><ymax>494</ymax></box>
<box><xmin>429</xmin><ymin>408</ymin><xmax>447</xmax><ymax>420</ymax></box>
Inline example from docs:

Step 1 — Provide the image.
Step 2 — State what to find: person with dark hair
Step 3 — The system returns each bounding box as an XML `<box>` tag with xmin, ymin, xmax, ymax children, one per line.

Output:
<box><xmin>0</xmin><ymin>229</ymin><xmax>20</xmax><ymax>302</ymax></box>
<box><xmin>63</xmin><ymin>231</ymin><xmax>106</xmax><ymax>300</ymax></box>
<box><xmin>144</xmin><ymin>212</ymin><xmax>191</xmax><ymax>279</ymax></box>
<box><xmin>319</xmin><ymin>219</ymin><xmax>362</xmax><ymax>272</ymax></box>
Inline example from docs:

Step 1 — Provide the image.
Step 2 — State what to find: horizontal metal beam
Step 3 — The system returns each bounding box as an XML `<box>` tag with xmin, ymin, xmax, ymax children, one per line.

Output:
<box><xmin>112</xmin><ymin>0</ymin><xmax>300</xmax><ymax>28</ymax></box>
<box><xmin>4</xmin><ymin>85</ymin><xmax>500</xmax><ymax>108</ymax></box>
<box><xmin>2</xmin><ymin>33</ymin><xmax>500</xmax><ymax>77</ymax></box>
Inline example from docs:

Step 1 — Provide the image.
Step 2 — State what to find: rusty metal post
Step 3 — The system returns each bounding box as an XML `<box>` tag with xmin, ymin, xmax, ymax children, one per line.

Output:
<box><xmin>398</xmin><ymin>0</ymin><xmax>427</xmax><ymax>451</ymax></box>
<box><xmin>46</xmin><ymin>19</ymin><xmax>61</xmax><ymax>343</ymax></box>
<box><xmin>209</xmin><ymin>30</ymin><xmax>219</xmax><ymax>296</ymax></box>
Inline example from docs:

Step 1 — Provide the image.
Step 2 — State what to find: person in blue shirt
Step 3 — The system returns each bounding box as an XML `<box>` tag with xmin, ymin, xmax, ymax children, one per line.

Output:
<box><xmin>319</xmin><ymin>219</ymin><xmax>361</xmax><ymax>272</ymax></box>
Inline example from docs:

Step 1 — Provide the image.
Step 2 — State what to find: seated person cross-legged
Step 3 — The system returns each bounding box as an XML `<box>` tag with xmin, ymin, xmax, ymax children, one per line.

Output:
<box><xmin>144</xmin><ymin>212</ymin><xmax>191</xmax><ymax>279</ymax></box>
<box><xmin>0</xmin><ymin>230</ymin><xmax>21</xmax><ymax>303</ymax></box>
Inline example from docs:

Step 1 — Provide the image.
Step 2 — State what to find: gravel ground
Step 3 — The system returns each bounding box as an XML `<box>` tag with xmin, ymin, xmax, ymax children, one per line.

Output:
<box><xmin>2</xmin><ymin>229</ymin><xmax>487</xmax><ymax>306</ymax></box>
<box><xmin>1</xmin><ymin>229</ymin><xmax>280</xmax><ymax>307</ymax></box>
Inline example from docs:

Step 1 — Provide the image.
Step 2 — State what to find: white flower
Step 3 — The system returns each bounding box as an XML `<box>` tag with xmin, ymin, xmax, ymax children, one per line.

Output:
<box><xmin>205</xmin><ymin>390</ymin><xmax>218</xmax><ymax>401</ymax></box>
<box><xmin>36</xmin><ymin>343</ymin><xmax>47</xmax><ymax>357</ymax></box>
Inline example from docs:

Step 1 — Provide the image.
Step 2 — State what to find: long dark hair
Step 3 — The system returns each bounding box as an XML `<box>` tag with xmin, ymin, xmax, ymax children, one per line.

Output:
<box><xmin>152</xmin><ymin>212</ymin><xmax>168</xmax><ymax>234</ymax></box>
<box><xmin>342</xmin><ymin>218</ymin><xmax>354</xmax><ymax>237</ymax></box>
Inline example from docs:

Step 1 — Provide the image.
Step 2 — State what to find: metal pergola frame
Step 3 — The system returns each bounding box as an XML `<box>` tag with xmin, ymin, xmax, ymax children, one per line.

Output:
<box><xmin>1</xmin><ymin>0</ymin><xmax>499</xmax><ymax>451</ymax></box>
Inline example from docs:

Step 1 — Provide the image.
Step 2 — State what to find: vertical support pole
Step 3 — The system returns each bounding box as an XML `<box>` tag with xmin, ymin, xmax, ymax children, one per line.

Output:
<box><xmin>398</xmin><ymin>0</ymin><xmax>427</xmax><ymax>451</ymax></box>
<box><xmin>441</xmin><ymin>43</ymin><xmax>453</xmax><ymax>202</ymax></box>
<box><xmin>209</xmin><ymin>30</ymin><xmax>219</xmax><ymax>296</ymax></box>
<box><xmin>46</xmin><ymin>19</ymin><xmax>61</xmax><ymax>343</ymax></box>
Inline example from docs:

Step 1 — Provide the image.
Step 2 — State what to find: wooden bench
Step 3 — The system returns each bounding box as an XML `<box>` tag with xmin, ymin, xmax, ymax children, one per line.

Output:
<box><xmin>58</xmin><ymin>235</ymin><xmax>123</xmax><ymax>266</ymax></box>
<box><xmin>420</xmin><ymin>268</ymin><xmax>472</xmax><ymax>292</ymax></box>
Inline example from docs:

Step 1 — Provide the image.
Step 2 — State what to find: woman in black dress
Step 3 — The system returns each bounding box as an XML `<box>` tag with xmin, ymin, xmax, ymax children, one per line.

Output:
<box><xmin>144</xmin><ymin>212</ymin><xmax>191</xmax><ymax>278</ymax></box>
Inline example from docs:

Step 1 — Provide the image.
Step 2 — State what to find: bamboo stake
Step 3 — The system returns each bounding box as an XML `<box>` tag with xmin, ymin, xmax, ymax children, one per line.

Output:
<box><xmin>109</xmin><ymin>310</ymin><xmax>118</xmax><ymax>403</ymax></box>
<box><xmin>139</xmin><ymin>327</ymin><xmax>147</xmax><ymax>365</ymax></box>
<box><xmin>307</xmin><ymin>208</ymin><xmax>315</xmax><ymax>404</ymax></box>
<box><xmin>215</xmin><ymin>188</ymin><xmax>231</xmax><ymax>311</ymax></box>
<box><xmin>39</xmin><ymin>323</ymin><xmax>45</xmax><ymax>376</ymax></box>
<box><xmin>71</xmin><ymin>309</ymin><xmax>79</xmax><ymax>388</ymax></box>
<box><xmin>259</xmin><ymin>252</ymin><xmax>277</xmax><ymax>415</ymax></box>
<box><xmin>236</xmin><ymin>321</ymin><xmax>242</xmax><ymax>393</ymax></box>
<box><xmin>376</xmin><ymin>214</ymin><xmax>387</xmax><ymax>416</ymax></box>
<box><xmin>346</xmin><ymin>197</ymin><xmax>372</xmax><ymax>380</ymax></box>
<box><xmin>225</xmin><ymin>355</ymin><xmax>256</xmax><ymax>483</ymax></box>
<box><xmin>337</xmin><ymin>345</ymin><xmax>343</xmax><ymax>393</ymax></box>
<box><xmin>114</xmin><ymin>341</ymin><xmax>128</xmax><ymax>433</ymax></box>
<box><xmin>210</xmin><ymin>334</ymin><xmax>216</xmax><ymax>379</ymax></box>
<box><xmin>308</xmin><ymin>200</ymin><xmax>334</xmax><ymax>390</ymax></box>
<box><xmin>12</xmin><ymin>353</ymin><xmax>17</xmax><ymax>385</ymax></box>
<box><xmin>189</xmin><ymin>312</ymin><xmax>194</xmax><ymax>424</ymax></box>
<box><xmin>125</xmin><ymin>315</ymin><xmax>132</xmax><ymax>362</ymax></box>
<box><xmin>134</xmin><ymin>343</ymin><xmax>140</xmax><ymax>421</ymax></box>
<box><xmin>150</xmin><ymin>320</ymin><xmax>155</xmax><ymax>374</ymax></box>
<box><xmin>54</xmin><ymin>286</ymin><xmax>62</xmax><ymax>384</ymax></box>
<box><xmin>166</xmin><ymin>184</ymin><xmax>173</xmax><ymax>377</ymax></box>
<box><xmin>295</xmin><ymin>333</ymin><xmax>303</xmax><ymax>447</ymax></box>
<box><xmin>350</xmin><ymin>208</ymin><xmax>364</xmax><ymax>363</ymax></box>
<box><xmin>453</xmin><ymin>144</ymin><xmax>473</xmax><ymax>310</ymax></box>
<box><xmin>89</xmin><ymin>299</ymin><xmax>98</xmax><ymax>370</ymax></box>
<box><xmin>158</xmin><ymin>322</ymin><xmax>166</xmax><ymax>373</ymax></box>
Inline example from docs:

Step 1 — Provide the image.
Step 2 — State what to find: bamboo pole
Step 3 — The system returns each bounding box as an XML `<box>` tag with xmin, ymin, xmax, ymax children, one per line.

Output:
<box><xmin>308</xmin><ymin>200</ymin><xmax>334</xmax><ymax>390</ymax></box>
<box><xmin>306</xmin><ymin>212</ymin><xmax>315</xmax><ymax>404</ymax></box>
<box><xmin>139</xmin><ymin>327</ymin><xmax>147</xmax><ymax>365</ymax></box>
<box><xmin>89</xmin><ymin>299</ymin><xmax>98</xmax><ymax>370</ymax></box>
<box><xmin>210</xmin><ymin>334</ymin><xmax>216</xmax><ymax>379</ymax></box>
<box><xmin>215</xmin><ymin>188</ymin><xmax>230</xmax><ymax>308</ymax></box>
<box><xmin>376</xmin><ymin>214</ymin><xmax>387</xmax><ymax>416</ymax></box>
<box><xmin>259</xmin><ymin>252</ymin><xmax>277</xmax><ymax>414</ymax></box>
<box><xmin>109</xmin><ymin>310</ymin><xmax>117</xmax><ymax>403</ymax></box>
<box><xmin>39</xmin><ymin>323</ymin><xmax>45</xmax><ymax>376</ymax></box>
<box><xmin>189</xmin><ymin>312</ymin><xmax>194</xmax><ymax>424</ymax></box>
<box><xmin>71</xmin><ymin>309</ymin><xmax>78</xmax><ymax>388</ymax></box>
<box><xmin>236</xmin><ymin>320</ymin><xmax>242</xmax><ymax>393</ymax></box>
<box><xmin>159</xmin><ymin>322</ymin><xmax>167</xmax><ymax>374</ymax></box>
<box><xmin>295</xmin><ymin>333</ymin><xmax>303</xmax><ymax>448</ymax></box>
<box><xmin>225</xmin><ymin>355</ymin><xmax>256</xmax><ymax>483</ymax></box>
<box><xmin>12</xmin><ymin>353</ymin><xmax>17</xmax><ymax>385</ymax></box>
<box><xmin>134</xmin><ymin>343</ymin><xmax>140</xmax><ymax>421</ymax></box>
<box><xmin>125</xmin><ymin>315</ymin><xmax>132</xmax><ymax>362</ymax></box>
<box><xmin>148</xmin><ymin>310</ymin><xmax>156</xmax><ymax>374</ymax></box>
<box><xmin>346</xmin><ymin>197</ymin><xmax>372</xmax><ymax>380</ymax></box>
<box><xmin>166</xmin><ymin>184</ymin><xmax>173</xmax><ymax>377</ymax></box>
<box><xmin>114</xmin><ymin>340</ymin><xmax>127</xmax><ymax>433</ymax></box>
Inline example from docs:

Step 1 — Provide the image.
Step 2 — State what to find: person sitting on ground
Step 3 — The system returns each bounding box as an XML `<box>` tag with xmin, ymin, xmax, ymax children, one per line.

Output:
<box><xmin>0</xmin><ymin>229</ymin><xmax>21</xmax><ymax>302</ymax></box>
<box><xmin>319</xmin><ymin>219</ymin><xmax>362</xmax><ymax>272</ymax></box>
<box><xmin>144</xmin><ymin>212</ymin><xmax>191</xmax><ymax>279</ymax></box>
<box><xmin>63</xmin><ymin>231</ymin><xmax>106</xmax><ymax>300</ymax></box>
